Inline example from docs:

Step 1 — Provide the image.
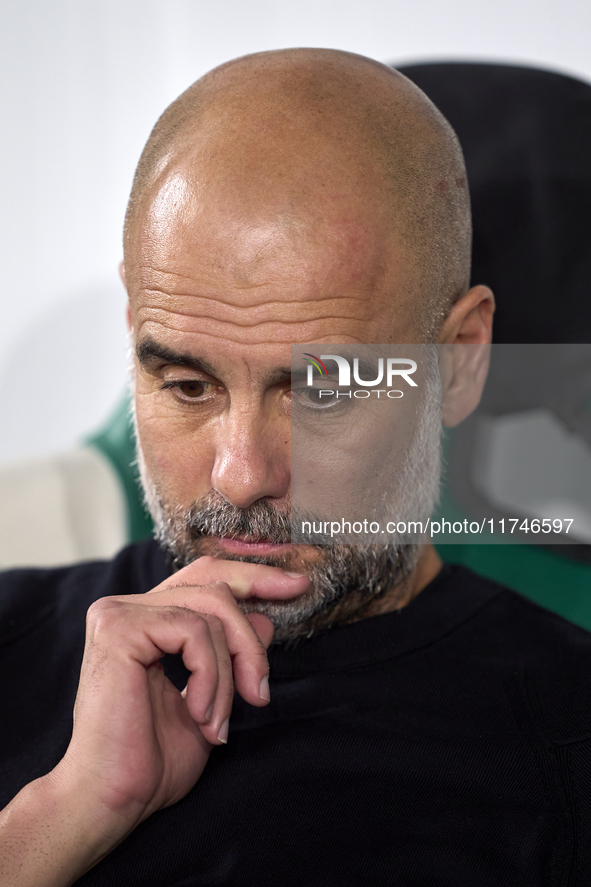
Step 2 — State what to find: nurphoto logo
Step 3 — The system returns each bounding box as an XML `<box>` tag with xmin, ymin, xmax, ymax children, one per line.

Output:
<box><xmin>303</xmin><ymin>353</ymin><xmax>418</xmax><ymax>399</ymax></box>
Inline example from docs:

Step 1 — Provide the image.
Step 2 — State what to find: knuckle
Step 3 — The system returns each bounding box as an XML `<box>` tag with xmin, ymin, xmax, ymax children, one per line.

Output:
<box><xmin>253</xmin><ymin>646</ymin><xmax>270</xmax><ymax>667</ymax></box>
<box><xmin>246</xmin><ymin>624</ymin><xmax>268</xmax><ymax>654</ymax></box>
<box><xmin>86</xmin><ymin>596</ymin><xmax>124</xmax><ymax>629</ymax></box>
<box><xmin>212</xmin><ymin>580</ymin><xmax>233</xmax><ymax>600</ymax></box>
<box><xmin>164</xmin><ymin>581</ymin><xmax>191</xmax><ymax>590</ymax></box>
<box><xmin>190</xmin><ymin>612</ymin><xmax>212</xmax><ymax>638</ymax></box>
<box><xmin>204</xmin><ymin>613</ymin><xmax>223</xmax><ymax>630</ymax></box>
<box><xmin>156</xmin><ymin>604</ymin><xmax>190</xmax><ymax>622</ymax></box>
<box><xmin>157</xmin><ymin>579</ymin><xmax>193</xmax><ymax>592</ymax></box>
<box><xmin>218</xmin><ymin>655</ymin><xmax>232</xmax><ymax>673</ymax></box>
<box><xmin>158</xmin><ymin>605</ymin><xmax>209</xmax><ymax>632</ymax></box>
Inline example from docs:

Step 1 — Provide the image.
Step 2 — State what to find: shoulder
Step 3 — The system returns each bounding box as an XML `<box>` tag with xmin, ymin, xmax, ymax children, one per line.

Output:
<box><xmin>0</xmin><ymin>538</ymin><xmax>169</xmax><ymax>647</ymax></box>
<box><xmin>449</xmin><ymin>565</ymin><xmax>591</xmax><ymax>742</ymax></box>
<box><xmin>455</xmin><ymin>565</ymin><xmax>591</xmax><ymax>659</ymax></box>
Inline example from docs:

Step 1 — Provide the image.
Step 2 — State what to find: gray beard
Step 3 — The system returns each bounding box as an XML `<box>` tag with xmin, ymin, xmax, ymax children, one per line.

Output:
<box><xmin>134</xmin><ymin>361</ymin><xmax>442</xmax><ymax>644</ymax></box>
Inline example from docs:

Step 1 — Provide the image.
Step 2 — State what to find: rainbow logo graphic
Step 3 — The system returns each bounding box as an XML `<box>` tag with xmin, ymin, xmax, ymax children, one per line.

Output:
<box><xmin>303</xmin><ymin>353</ymin><xmax>328</xmax><ymax>376</ymax></box>
<box><xmin>303</xmin><ymin>353</ymin><xmax>329</xmax><ymax>386</ymax></box>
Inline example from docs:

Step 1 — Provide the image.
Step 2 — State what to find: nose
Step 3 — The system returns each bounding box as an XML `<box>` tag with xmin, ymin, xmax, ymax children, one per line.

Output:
<box><xmin>210</xmin><ymin>406</ymin><xmax>290</xmax><ymax>508</ymax></box>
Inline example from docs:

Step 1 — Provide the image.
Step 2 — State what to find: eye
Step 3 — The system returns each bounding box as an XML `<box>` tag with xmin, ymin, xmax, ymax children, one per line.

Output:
<box><xmin>178</xmin><ymin>380</ymin><xmax>208</xmax><ymax>398</ymax></box>
<box><xmin>162</xmin><ymin>379</ymin><xmax>216</xmax><ymax>402</ymax></box>
<box><xmin>291</xmin><ymin>387</ymin><xmax>347</xmax><ymax>410</ymax></box>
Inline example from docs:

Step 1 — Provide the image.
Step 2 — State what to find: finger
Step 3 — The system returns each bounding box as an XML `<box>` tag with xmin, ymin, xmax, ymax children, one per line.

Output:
<box><xmin>78</xmin><ymin>598</ymin><xmax>221</xmax><ymax>737</ymax></box>
<box><xmin>246</xmin><ymin>612</ymin><xmax>275</xmax><ymax>650</ymax></box>
<box><xmin>120</xmin><ymin>584</ymin><xmax>272</xmax><ymax>707</ymax></box>
<box><xmin>117</xmin><ymin>603</ymin><xmax>230</xmax><ymax>740</ymax></box>
<box><xmin>175</xmin><ymin>615</ymin><xmax>220</xmax><ymax>727</ymax></box>
<box><xmin>89</xmin><ymin>600</ymin><xmax>236</xmax><ymax>746</ymax></box>
<box><xmin>152</xmin><ymin>556</ymin><xmax>310</xmax><ymax>600</ymax></box>
<box><xmin>184</xmin><ymin>614</ymin><xmax>234</xmax><ymax>745</ymax></box>
<box><xmin>163</xmin><ymin>583</ymin><xmax>270</xmax><ymax>707</ymax></box>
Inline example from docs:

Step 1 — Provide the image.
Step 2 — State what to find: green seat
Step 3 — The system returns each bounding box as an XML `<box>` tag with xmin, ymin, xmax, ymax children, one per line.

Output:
<box><xmin>436</xmin><ymin>542</ymin><xmax>591</xmax><ymax>630</ymax></box>
<box><xmin>86</xmin><ymin>396</ymin><xmax>153</xmax><ymax>544</ymax></box>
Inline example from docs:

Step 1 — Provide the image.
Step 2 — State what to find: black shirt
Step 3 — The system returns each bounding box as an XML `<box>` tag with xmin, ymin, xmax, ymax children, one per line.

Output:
<box><xmin>1</xmin><ymin>539</ymin><xmax>591</xmax><ymax>885</ymax></box>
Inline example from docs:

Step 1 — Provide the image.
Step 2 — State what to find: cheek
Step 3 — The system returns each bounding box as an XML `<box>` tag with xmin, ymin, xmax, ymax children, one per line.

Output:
<box><xmin>292</xmin><ymin>402</ymin><xmax>418</xmax><ymax>518</ymax></box>
<box><xmin>135</xmin><ymin>393</ymin><xmax>215</xmax><ymax>503</ymax></box>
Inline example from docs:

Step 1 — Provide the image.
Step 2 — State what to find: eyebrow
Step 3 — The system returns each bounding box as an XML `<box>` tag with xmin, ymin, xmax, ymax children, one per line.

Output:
<box><xmin>136</xmin><ymin>337</ymin><xmax>293</xmax><ymax>386</ymax></box>
<box><xmin>136</xmin><ymin>339</ymin><xmax>219</xmax><ymax>377</ymax></box>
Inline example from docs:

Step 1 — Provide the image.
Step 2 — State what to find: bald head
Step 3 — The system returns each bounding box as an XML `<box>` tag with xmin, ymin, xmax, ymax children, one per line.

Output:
<box><xmin>124</xmin><ymin>48</ymin><xmax>471</xmax><ymax>339</ymax></box>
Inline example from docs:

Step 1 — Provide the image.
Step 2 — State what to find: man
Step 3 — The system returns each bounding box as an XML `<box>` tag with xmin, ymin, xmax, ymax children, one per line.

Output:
<box><xmin>1</xmin><ymin>48</ymin><xmax>591</xmax><ymax>886</ymax></box>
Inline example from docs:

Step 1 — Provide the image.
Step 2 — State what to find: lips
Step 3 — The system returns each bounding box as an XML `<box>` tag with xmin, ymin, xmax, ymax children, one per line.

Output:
<box><xmin>216</xmin><ymin>535</ymin><xmax>293</xmax><ymax>555</ymax></box>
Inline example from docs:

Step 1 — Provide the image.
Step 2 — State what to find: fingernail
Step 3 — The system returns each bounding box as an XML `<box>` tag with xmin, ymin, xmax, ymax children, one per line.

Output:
<box><xmin>218</xmin><ymin>718</ymin><xmax>230</xmax><ymax>744</ymax></box>
<box><xmin>205</xmin><ymin>703</ymin><xmax>213</xmax><ymax>722</ymax></box>
<box><xmin>285</xmin><ymin>571</ymin><xmax>305</xmax><ymax>579</ymax></box>
<box><xmin>259</xmin><ymin>675</ymin><xmax>271</xmax><ymax>702</ymax></box>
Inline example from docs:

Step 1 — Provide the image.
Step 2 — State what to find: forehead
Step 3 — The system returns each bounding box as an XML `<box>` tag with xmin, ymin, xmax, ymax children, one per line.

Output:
<box><xmin>126</xmin><ymin>162</ymin><xmax>421</xmax><ymax>357</ymax></box>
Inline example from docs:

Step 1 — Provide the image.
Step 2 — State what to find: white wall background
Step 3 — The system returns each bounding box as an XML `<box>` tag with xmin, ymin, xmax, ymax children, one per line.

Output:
<box><xmin>1</xmin><ymin>0</ymin><xmax>590</xmax><ymax>467</ymax></box>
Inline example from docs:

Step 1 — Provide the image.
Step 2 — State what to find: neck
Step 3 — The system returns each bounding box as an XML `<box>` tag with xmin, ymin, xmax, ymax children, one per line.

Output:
<box><xmin>272</xmin><ymin>544</ymin><xmax>443</xmax><ymax>644</ymax></box>
<box><xmin>348</xmin><ymin>543</ymin><xmax>443</xmax><ymax>622</ymax></box>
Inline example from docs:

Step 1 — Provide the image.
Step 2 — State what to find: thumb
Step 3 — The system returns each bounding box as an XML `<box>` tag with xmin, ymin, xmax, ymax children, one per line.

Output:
<box><xmin>246</xmin><ymin>613</ymin><xmax>275</xmax><ymax>649</ymax></box>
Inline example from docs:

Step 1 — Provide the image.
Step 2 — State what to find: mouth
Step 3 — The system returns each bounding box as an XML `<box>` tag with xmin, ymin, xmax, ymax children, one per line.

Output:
<box><xmin>215</xmin><ymin>535</ymin><xmax>295</xmax><ymax>555</ymax></box>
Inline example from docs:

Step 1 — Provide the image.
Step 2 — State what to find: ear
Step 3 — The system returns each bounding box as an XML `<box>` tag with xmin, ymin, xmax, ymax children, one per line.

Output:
<box><xmin>437</xmin><ymin>284</ymin><xmax>494</xmax><ymax>346</ymax></box>
<box><xmin>437</xmin><ymin>285</ymin><xmax>495</xmax><ymax>427</ymax></box>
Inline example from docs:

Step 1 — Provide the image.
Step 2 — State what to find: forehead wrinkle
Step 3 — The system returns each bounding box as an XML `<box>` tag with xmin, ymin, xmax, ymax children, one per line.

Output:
<box><xmin>135</xmin><ymin>295</ymin><xmax>370</xmax><ymax>328</ymax></box>
<box><xmin>131</xmin><ymin>262</ymin><xmax>383</xmax><ymax>312</ymax></box>
<box><xmin>141</xmin><ymin>284</ymin><xmax>364</xmax><ymax>307</ymax></box>
<box><xmin>135</xmin><ymin>232</ymin><xmax>388</xmax><ymax>304</ymax></box>
<box><xmin>134</xmin><ymin>316</ymin><xmax>385</xmax><ymax>347</ymax></box>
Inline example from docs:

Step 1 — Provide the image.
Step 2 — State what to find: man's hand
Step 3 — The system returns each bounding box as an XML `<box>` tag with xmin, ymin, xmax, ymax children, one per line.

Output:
<box><xmin>0</xmin><ymin>558</ymin><xmax>308</xmax><ymax>887</ymax></box>
<box><xmin>61</xmin><ymin>559</ymin><xmax>308</xmax><ymax>826</ymax></box>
